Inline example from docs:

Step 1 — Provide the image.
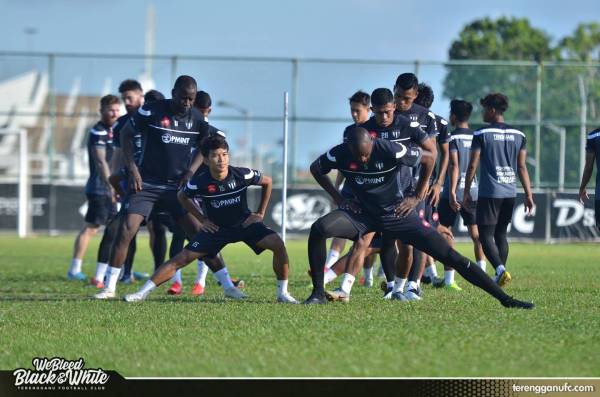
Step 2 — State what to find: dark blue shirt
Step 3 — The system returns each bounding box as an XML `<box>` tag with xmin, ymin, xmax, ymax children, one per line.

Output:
<box><xmin>585</xmin><ymin>127</ymin><xmax>600</xmax><ymax>199</ymax></box>
<box><xmin>472</xmin><ymin>122</ymin><xmax>527</xmax><ymax>198</ymax></box>
<box><xmin>85</xmin><ymin>121</ymin><xmax>114</xmax><ymax>196</ymax></box>
<box><xmin>442</xmin><ymin>128</ymin><xmax>478</xmax><ymax>201</ymax></box>
<box><xmin>318</xmin><ymin>138</ymin><xmax>422</xmax><ymax>216</ymax></box>
<box><xmin>183</xmin><ymin>166</ymin><xmax>263</xmax><ymax>227</ymax></box>
<box><xmin>131</xmin><ymin>100</ymin><xmax>210</xmax><ymax>186</ymax></box>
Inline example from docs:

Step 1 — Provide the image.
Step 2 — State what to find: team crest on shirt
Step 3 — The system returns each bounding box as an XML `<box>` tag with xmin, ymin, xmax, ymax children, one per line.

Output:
<box><xmin>161</xmin><ymin>116</ymin><xmax>170</xmax><ymax>128</ymax></box>
<box><xmin>375</xmin><ymin>162</ymin><xmax>384</xmax><ymax>170</ymax></box>
<box><xmin>349</xmin><ymin>163</ymin><xmax>358</xmax><ymax>170</ymax></box>
<box><xmin>207</xmin><ymin>184</ymin><xmax>217</xmax><ymax>193</ymax></box>
<box><xmin>218</xmin><ymin>185</ymin><xmax>226</xmax><ymax>192</ymax></box>
<box><xmin>228</xmin><ymin>181</ymin><xmax>237</xmax><ymax>189</ymax></box>
<box><xmin>369</xmin><ymin>131</ymin><xmax>378</xmax><ymax>138</ymax></box>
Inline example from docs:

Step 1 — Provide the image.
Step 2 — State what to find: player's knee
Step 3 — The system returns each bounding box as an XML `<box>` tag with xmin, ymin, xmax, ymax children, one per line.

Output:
<box><xmin>310</xmin><ymin>219</ymin><xmax>327</xmax><ymax>238</ymax></box>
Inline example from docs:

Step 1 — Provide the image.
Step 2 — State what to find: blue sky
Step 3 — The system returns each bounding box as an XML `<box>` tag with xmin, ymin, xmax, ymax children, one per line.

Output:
<box><xmin>1</xmin><ymin>0</ymin><xmax>598</xmax><ymax>168</ymax></box>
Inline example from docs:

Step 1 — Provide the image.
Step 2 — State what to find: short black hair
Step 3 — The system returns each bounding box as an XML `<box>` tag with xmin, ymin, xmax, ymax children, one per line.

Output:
<box><xmin>349</xmin><ymin>91</ymin><xmax>370</xmax><ymax>106</ymax></box>
<box><xmin>173</xmin><ymin>75</ymin><xmax>197</xmax><ymax>91</ymax></box>
<box><xmin>195</xmin><ymin>91</ymin><xmax>212</xmax><ymax>109</ymax></box>
<box><xmin>100</xmin><ymin>94</ymin><xmax>120</xmax><ymax>109</ymax></box>
<box><xmin>370</xmin><ymin>88</ymin><xmax>394</xmax><ymax>107</ymax></box>
<box><xmin>345</xmin><ymin>126</ymin><xmax>371</xmax><ymax>148</ymax></box>
<box><xmin>415</xmin><ymin>83</ymin><xmax>434</xmax><ymax>108</ymax></box>
<box><xmin>200</xmin><ymin>135</ymin><xmax>229</xmax><ymax>158</ymax></box>
<box><xmin>118</xmin><ymin>79</ymin><xmax>142</xmax><ymax>93</ymax></box>
<box><xmin>450</xmin><ymin>99</ymin><xmax>473</xmax><ymax>122</ymax></box>
<box><xmin>144</xmin><ymin>90</ymin><xmax>165</xmax><ymax>103</ymax></box>
<box><xmin>394</xmin><ymin>73</ymin><xmax>419</xmax><ymax>91</ymax></box>
<box><xmin>480</xmin><ymin>93</ymin><xmax>509</xmax><ymax>114</ymax></box>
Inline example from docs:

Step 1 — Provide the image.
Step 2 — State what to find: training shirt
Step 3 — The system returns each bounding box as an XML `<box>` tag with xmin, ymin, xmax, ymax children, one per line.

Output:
<box><xmin>85</xmin><ymin>121</ymin><xmax>114</xmax><ymax>196</ymax></box>
<box><xmin>183</xmin><ymin>166</ymin><xmax>263</xmax><ymax>227</ymax></box>
<box><xmin>318</xmin><ymin>138</ymin><xmax>422</xmax><ymax>216</ymax></box>
<box><xmin>585</xmin><ymin>127</ymin><xmax>600</xmax><ymax>199</ymax></box>
<box><xmin>442</xmin><ymin>128</ymin><xmax>478</xmax><ymax>201</ymax></box>
<box><xmin>130</xmin><ymin>100</ymin><xmax>210</xmax><ymax>186</ymax></box>
<box><xmin>471</xmin><ymin>122</ymin><xmax>527</xmax><ymax>198</ymax></box>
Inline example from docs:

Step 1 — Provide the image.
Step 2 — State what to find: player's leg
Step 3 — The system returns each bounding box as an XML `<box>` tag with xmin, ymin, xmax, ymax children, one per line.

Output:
<box><xmin>305</xmin><ymin>210</ymin><xmax>367</xmax><ymax>304</ymax></box>
<box><xmin>467</xmin><ymin>224</ymin><xmax>486</xmax><ymax>272</ymax></box>
<box><xmin>476</xmin><ymin>198</ymin><xmax>505</xmax><ymax>278</ymax></box>
<box><xmin>492</xmin><ymin>198</ymin><xmax>515</xmax><ymax>286</ymax></box>
<box><xmin>361</xmin><ymin>252</ymin><xmax>377</xmax><ymax>287</ymax></box>
<box><xmin>252</xmin><ymin>229</ymin><xmax>298</xmax><ymax>303</ymax></box>
<box><xmin>120</xmin><ymin>234</ymin><xmax>138</xmax><ymax>283</ymax></box>
<box><xmin>167</xmin><ymin>221</ymin><xmax>187</xmax><ymax>295</ymax></box>
<box><xmin>432</xmin><ymin>225</ymin><xmax>462</xmax><ymax>291</ymax></box>
<box><xmin>387</xmin><ymin>213</ymin><xmax>533</xmax><ymax>309</ymax></box>
<box><xmin>93</xmin><ymin>214</ymin><xmax>120</xmax><ymax>287</ymax></box>
<box><xmin>124</xmin><ymin>248</ymin><xmax>203</xmax><ymax>302</ymax></box>
<box><xmin>147</xmin><ymin>217</ymin><xmax>167</xmax><ymax>271</ymax></box>
<box><xmin>325</xmin><ymin>238</ymin><xmax>347</xmax><ymax>269</ymax></box>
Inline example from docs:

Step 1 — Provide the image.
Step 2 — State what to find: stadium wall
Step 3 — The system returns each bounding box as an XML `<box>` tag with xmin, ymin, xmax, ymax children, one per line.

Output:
<box><xmin>0</xmin><ymin>183</ymin><xmax>597</xmax><ymax>242</ymax></box>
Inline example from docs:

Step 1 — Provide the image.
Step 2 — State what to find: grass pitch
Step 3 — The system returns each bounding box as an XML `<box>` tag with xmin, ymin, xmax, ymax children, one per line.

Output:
<box><xmin>1</xmin><ymin>235</ymin><xmax>599</xmax><ymax>377</ymax></box>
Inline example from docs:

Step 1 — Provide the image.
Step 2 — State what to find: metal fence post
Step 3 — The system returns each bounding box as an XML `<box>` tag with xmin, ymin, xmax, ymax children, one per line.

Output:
<box><xmin>534</xmin><ymin>62</ymin><xmax>542</xmax><ymax>188</ymax></box>
<box><xmin>48</xmin><ymin>53</ymin><xmax>57</xmax><ymax>233</ymax></box>
<box><xmin>290</xmin><ymin>58</ymin><xmax>299</xmax><ymax>185</ymax></box>
<box><xmin>170</xmin><ymin>56</ymin><xmax>178</xmax><ymax>84</ymax></box>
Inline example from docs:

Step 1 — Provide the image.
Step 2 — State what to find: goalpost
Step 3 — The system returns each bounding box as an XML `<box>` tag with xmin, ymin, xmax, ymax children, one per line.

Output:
<box><xmin>0</xmin><ymin>128</ymin><xmax>29</xmax><ymax>238</ymax></box>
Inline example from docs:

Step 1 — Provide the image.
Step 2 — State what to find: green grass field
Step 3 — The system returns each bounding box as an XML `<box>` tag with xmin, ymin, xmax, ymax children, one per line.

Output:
<box><xmin>1</xmin><ymin>235</ymin><xmax>599</xmax><ymax>377</ymax></box>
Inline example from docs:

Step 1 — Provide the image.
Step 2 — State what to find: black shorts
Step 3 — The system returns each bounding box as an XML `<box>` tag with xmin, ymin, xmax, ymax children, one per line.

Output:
<box><xmin>185</xmin><ymin>222</ymin><xmax>277</xmax><ymax>256</ymax></box>
<box><xmin>84</xmin><ymin>194</ymin><xmax>117</xmax><ymax>225</ymax></box>
<box><xmin>438</xmin><ymin>198</ymin><xmax>477</xmax><ymax>227</ymax></box>
<box><xmin>125</xmin><ymin>183</ymin><xmax>186</xmax><ymax>221</ymax></box>
<box><xmin>476</xmin><ymin>197</ymin><xmax>515</xmax><ymax>226</ymax></box>
<box><xmin>416</xmin><ymin>201</ymin><xmax>439</xmax><ymax>228</ymax></box>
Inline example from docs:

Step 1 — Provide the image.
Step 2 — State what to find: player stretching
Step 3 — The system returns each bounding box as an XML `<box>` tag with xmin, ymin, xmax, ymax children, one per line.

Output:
<box><xmin>94</xmin><ymin>76</ymin><xmax>241</xmax><ymax>299</ymax></box>
<box><xmin>67</xmin><ymin>95</ymin><xmax>120</xmax><ymax>281</ymax></box>
<box><xmin>463</xmin><ymin>93</ymin><xmax>534</xmax><ymax>286</ymax></box>
<box><xmin>579</xmin><ymin>126</ymin><xmax>600</xmax><ymax>228</ymax></box>
<box><xmin>305</xmin><ymin>127</ymin><xmax>533</xmax><ymax>309</ymax></box>
<box><xmin>124</xmin><ymin>136</ymin><xmax>298</xmax><ymax>303</ymax></box>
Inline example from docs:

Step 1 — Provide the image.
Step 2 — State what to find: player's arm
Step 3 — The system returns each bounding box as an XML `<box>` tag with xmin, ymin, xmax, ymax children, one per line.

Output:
<box><xmin>430</xmin><ymin>141</ymin><xmax>449</xmax><ymax>206</ymax></box>
<box><xmin>91</xmin><ymin>145</ymin><xmax>115</xmax><ymax>200</ymax></box>
<box><xmin>121</xmin><ymin>121</ymin><xmax>143</xmax><ymax>192</ymax></box>
<box><xmin>395</xmin><ymin>144</ymin><xmax>434</xmax><ymax>217</ymax></box>
<box><xmin>334</xmin><ymin>171</ymin><xmax>345</xmax><ymax>190</ymax></box>
<box><xmin>579</xmin><ymin>151</ymin><xmax>595</xmax><ymax>203</ymax></box>
<box><xmin>517</xmin><ymin>149</ymin><xmax>534</xmax><ymax>214</ymax></box>
<box><xmin>181</xmin><ymin>150</ymin><xmax>204</xmax><ymax>189</ymax></box>
<box><xmin>448</xmin><ymin>150</ymin><xmax>460</xmax><ymax>211</ymax></box>
<box><xmin>415</xmin><ymin>137</ymin><xmax>436</xmax><ymax>201</ymax></box>
<box><xmin>463</xmin><ymin>148</ymin><xmax>480</xmax><ymax>208</ymax></box>
<box><xmin>108</xmin><ymin>173</ymin><xmax>125</xmax><ymax>197</ymax></box>
<box><xmin>177</xmin><ymin>189</ymin><xmax>218</xmax><ymax>233</ymax></box>
<box><xmin>310</xmin><ymin>159</ymin><xmax>345</xmax><ymax>207</ymax></box>
<box><xmin>243</xmin><ymin>174</ymin><xmax>272</xmax><ymax>227</ymax></box>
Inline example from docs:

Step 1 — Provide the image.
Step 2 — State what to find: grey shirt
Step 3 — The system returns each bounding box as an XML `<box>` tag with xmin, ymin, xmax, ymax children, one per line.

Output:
<box><xmin>442</xmin><ymin>128</ymin><xmax>477</xmax><ymax>201</ymax></box>
<box><xmin>585</xmin><ymin>127</ymin><xmax>600</xmax><ymax>199</ymax></box>
<box><xmin>472</xmin><ymin>122</ymin><xmax>526</xmax><ymax>199</ymax></box>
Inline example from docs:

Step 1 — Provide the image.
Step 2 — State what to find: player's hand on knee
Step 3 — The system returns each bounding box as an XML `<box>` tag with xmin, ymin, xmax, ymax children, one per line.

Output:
<box><xmin>395</xmin><ymin>197</ymin><xmax>419</xmax><ymax>217</ymax></box>
<box><xmin>428</xmin><ymin>184</ymin><xmax>442</xmax><ymax>207</ymax></box>
<box><xmin>242</xmin><ymin>213</ymin><xmax>263</xmax><ymax>228</ymax></box>
<box><xmin>340</xmin><ymin>199</ymin><xmax>361</xmax><ymax>214</ymax></box>
<box><xmin>130</xmin><ymin>168</ymin><xmax>143</xmax><ymax>193</ymax></box>
<box><xmin>199</xmin><ymin>220</ymin><xmax>219</xmax><ymax>233</ymax></box>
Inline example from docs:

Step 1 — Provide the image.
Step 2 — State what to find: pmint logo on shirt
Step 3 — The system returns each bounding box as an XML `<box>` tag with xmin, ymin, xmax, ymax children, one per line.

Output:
<box><xmin>13</xmin><ymin>357</ymin><xmax>110</xmax><ymax>391</ymax></box>
<box><xmin>161</xmin><ymin>133</ymin><xmax>190</xmax><ymax>145</ymax></box>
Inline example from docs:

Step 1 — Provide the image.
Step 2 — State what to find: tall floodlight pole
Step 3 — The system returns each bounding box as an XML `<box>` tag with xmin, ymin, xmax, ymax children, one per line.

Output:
<box><xmin>282</xmin><ymin>92</ymin><xmax>289</xmax><ymax>242</ymax></box>
<box><xmin>578</xmin><ymin>75</ymin><xmax>588</xmax><ymax>180</ymax></box>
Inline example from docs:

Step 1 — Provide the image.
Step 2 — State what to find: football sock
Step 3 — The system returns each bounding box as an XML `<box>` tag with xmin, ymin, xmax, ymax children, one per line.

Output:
<box><xmin>171</xmin><ymin>269</ymin><xmax>182</xmax><ymax>284</ymax></box>
<box><xmin>407</xmin><ymin>281</ymin><xmax>419</xmax><ymax>292</ymax></box>
<box><xmin>106</xmin><ymin>266</ymin><xmax>122</xmax><ymax>291</ymax></box>
<box><xmin>425</xmin><ymin>264</ymin><xmax>438</xmax><ymax>279</ymax></box>
<box><xmin>364</xmin><ymin>266</ymin><xmax>374</xmax><ymax>283</ymax></box>
<box><xmin>325</xmin><ymin>249</ymin><xmax>340</xmax><ymax>269</ymax></box>
<box><xmin>477</xmin><ymin>260</ymin><xmax>487</xmax><ymax>272</ymax></box>
<box><xmin>214</xmin><ymin>267</ymin><xmax>234</xmax><ymax>290</ymax></box>
<box><xmin>444</xmin><ymin>270</ymin><xmax>455</xmax><ymax>285</ymax></box>
<box><xmin>496</xmin><ymin>265</ymin><xmax>506</xmax><ymax>276</ymax></box>
<box><xmin>277</xmin><ymin>279</ymin><xmax>288</xmax><ymax>296</ymax></box>
<box><xmin>139</xmin><ymin>280</ymin><xmax>156</xmax><ymax>296</ymax></box>
<box><xmin>94</xmin><ymin>262</ymin><xmax>108</xmax><ymax>282</ymax></box>
<box><xmin>324</xmin><ymin>268</ymin><xmax>338</xmax><ymax>284</ymax></box>
<box><xmin>386</xmin><ymin>281</ymin><xmax>394</xmax><ymax>290</ymax></box>
<box><xmin>196</xmin><ymin>261</ymin><xmax>208</xmax><ymax>286</ymax></box>
<box><xmin>69</xmin><ymin>258</ymin><xmax>83</xmax><ymax>275</ymax></box>
<box><xmin>393</xmin><ymin>277</ymin><xmax>407</xmax><ymax>293</ymax></box>
<box><xmin>340</xmin><ymin>273</ymin><xmax>355</xmax><ymax>294</ymax></box>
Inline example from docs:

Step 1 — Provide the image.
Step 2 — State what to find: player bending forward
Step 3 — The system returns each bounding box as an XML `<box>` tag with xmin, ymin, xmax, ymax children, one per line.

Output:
<box><xmin>124</xmin><ymin>136</ymin><xmax>298</xmax><ymax>303</ymax></box>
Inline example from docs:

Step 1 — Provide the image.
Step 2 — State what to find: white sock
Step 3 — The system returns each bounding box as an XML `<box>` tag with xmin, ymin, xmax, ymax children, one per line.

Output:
<box><xmin>407</xmin><ymin>281</ymin><xmax>419</xmax><ymax>292</ymax></box>
<box><xmin>325</xmin><ymin>249</ymin><xmax>340</xmax><ymax>269</ymax></box>
<box><xmin>444</xmin><ymin>270</ymin><xmax>455</xmax><ymax>285</ymax></box>
<box><xmin>171</xmin><ymin>269</ymin><xmax>182</xmax><ymax>284</ymax></box>
<box><xmin>324</xmin><ymin>268</ymin><xmax>338</xmax><ymax>285</ymax></box>
<box><xmin>106</xmin><ymin>266</ymin><xmax>122</xmax><ymax>291</ymax></box>
<box><xmin>139</xmin><ymin>280</ymin><xmax>156</xmax><ymax>296</ymax></box>
<box><xmin>393</xmin><ymin>277</ymin><xmax>407</xmax><ymax>293</ymax></box>
<box><xmin>69</xmin><ymin>258</ymin><xmax>83</xmax><ymax>274</ymax></box>
<box><xmin>425</xmin><ymin>264</ymin><xmax>438</xmax><ymax>278</ymax></box>
<box><xmin>377</xmin><ymin>262</ymin><xmax>385</xmax><ymax>277</ymax></box>
<box><xmin>496</xmin><ymin>264</ymin><xmax>506</xmax><ymax>276</ymax></box>
<box><xmin>386</xmin><ymin>281</ymin><xmax>394</xmax><ymax>290</ymax></box>
<box><xmin>340</xmin><ymin>273</ymin><xmax>355</xmax><ymax>294</ymax></box>
<box><xmin>364</xmin><ymin>266</ymin><xmax>374</xmax><ymax>282</ymax></box>
<box><xmin>196</xmin><ymin>261</ymin><xmax>208</xmax><ymax>286</ymax></box>
<box><xmin>94</xmin><ymin>262</ymin><xmax>108</xmax><ymax>282</ymax></box>
<box><xmin>214</xmin><ymin>267</ymin><xmax>234</xmax><ymax>290</ymax></box>
<box><xmin>277</xmin><ymin>279</ymin><xmax>288</xmax><ymax>296</ymax></box>
<box><xmin>477</xmin><ymin>260</ymin><xmax>486</xmax><ymax>272</ymax></box>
